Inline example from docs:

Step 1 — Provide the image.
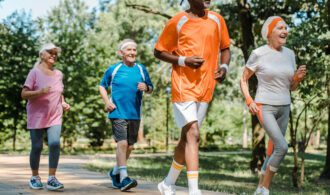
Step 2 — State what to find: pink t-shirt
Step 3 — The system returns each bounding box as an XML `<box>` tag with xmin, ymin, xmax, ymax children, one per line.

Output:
<box><xmin>24</xmin><ymin>68</ymin><xmax>64</xmax><ymax>129</ymax></box>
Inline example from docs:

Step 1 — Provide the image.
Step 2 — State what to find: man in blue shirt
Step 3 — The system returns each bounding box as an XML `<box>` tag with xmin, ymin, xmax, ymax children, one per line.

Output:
<box><xmin>99</xmin><ymin>39</ymin><xmax>153</xmax><ymax>191</ymax></box>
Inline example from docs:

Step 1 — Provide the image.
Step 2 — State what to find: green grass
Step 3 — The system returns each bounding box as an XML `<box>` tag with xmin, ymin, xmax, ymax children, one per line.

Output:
<box><xmin>85</xmin><ymin>151</ymin><xmax>330</xmax><ymax>195</ymax></box>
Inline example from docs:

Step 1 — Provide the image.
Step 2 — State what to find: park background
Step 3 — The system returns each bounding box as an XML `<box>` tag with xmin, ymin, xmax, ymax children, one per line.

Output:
<box><xmin>0</xmin><ymin>0</ymin><xmax>329</xmax><ymax>194</ymax></box>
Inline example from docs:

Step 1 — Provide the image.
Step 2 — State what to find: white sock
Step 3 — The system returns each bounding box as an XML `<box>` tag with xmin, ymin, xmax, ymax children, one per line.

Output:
<box><xmin>113</xmin><ymin>165</ymin><xmax>119</xmax><ymax>174</ymax></box>
<box><xmin>262</xmin><ymin>186</ymin><xmax>269</xmax><ymax>195</ymax></box>
<box><xmin>187</xmin><ymin>171</ymin><xmax>199</xmax><ymax>193</ymax></box>
<box><xmin>164</xmin><ymin>160</ymin><xmax>184</xmax><ymax>185</ymax></box>
<box><xmin>119</xmin><ymin>166</ymin><xmax>128</xmax><ymax>182</ymax></box>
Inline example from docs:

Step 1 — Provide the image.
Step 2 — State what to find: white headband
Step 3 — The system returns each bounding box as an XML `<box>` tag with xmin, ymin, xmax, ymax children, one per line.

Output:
<box><xmin>120</xmin><ymin>41</ymin><xmax>137</xmax><ymax>51</ymax></box>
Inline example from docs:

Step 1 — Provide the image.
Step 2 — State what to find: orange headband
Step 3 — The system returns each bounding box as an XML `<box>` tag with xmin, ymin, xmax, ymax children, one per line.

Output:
<box><xmin>267</xmin><ymin>17</ymin><xmax>284</xmax><ymax>38</ymax></box>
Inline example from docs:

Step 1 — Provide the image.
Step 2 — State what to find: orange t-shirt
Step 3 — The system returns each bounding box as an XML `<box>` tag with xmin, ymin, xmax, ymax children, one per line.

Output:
<box><xmin>155</xmin><ymin>10</ymin><xmax>230</xmax><ymax>103</ymax></box>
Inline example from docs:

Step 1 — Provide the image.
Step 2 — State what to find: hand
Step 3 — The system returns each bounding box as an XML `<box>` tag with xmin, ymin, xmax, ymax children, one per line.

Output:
<box><xmin>62</xmin><ymin>102</ymin><xmax>70</xmax><ymax>112</ymax></box>
<box><xmin>294</xmin><ymin>65</ymin><xmax>307</xmax><ymax>81</ymax></box>
<box><xmin>248</xmin><ymin>102</ymin><xmax>259</xmax><ymax>115</ymax></box>
<box><xmin>137</xmin><ymin>82</ymin><xmax>148</xmax><ymax>92</ymax></box>
<box><xmin>215</xmin><ymin>67</ymin><xmax>227</xmax><ymax>83</ymax></box>
<box><xmin>105</xmin><ymin>102</ymin><xmax>116</xmax><ymax>112</ymax></box>
<box><xmin>184</xmin><ymin>56</ymin><xmax>204</xmax><ymax>69</ymax></box>
<box><xmin>39</xmin><ymin>86</ymin><xmax>51</xmax><ymax>94</ymax></box>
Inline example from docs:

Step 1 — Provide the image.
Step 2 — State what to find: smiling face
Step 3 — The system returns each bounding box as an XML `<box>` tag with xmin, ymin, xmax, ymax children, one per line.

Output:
<box><xmin>119</xmin><ymin>44</ymin><xmax>137</xmax><ymax>66</ymax></box>
<box><xmin>269</xmin><ymin>21</ymin><xmax>288</xmax><ymax>48</ymax></box>
<box><xmin>41</xmin><ymin>48</ymin><xmax>58</xmax><ymax>65</ymax></box>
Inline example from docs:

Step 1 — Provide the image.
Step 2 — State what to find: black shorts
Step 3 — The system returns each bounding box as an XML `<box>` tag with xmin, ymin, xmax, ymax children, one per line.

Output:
<box><xmin>110</xmin><ymin>119</ymin><xmax>140</xmax><ymax>145</ymax></box>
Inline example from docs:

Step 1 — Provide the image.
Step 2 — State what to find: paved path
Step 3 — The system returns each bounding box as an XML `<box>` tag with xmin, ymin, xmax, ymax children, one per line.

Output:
<box><xmin>0</xmin><ymin>154</ymin><xmax>227</xmax><ymax>195</ymax></box>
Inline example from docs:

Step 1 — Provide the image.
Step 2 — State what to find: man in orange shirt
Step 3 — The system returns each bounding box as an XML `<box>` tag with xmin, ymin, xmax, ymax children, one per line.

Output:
<box><xmin>154</xmin><ymin>0</ymin><xmax>231</xmax><ymax>194</ymax></box>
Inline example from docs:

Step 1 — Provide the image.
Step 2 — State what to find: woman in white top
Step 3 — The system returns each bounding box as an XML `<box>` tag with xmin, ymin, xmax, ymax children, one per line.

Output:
<box><xmin>240</xmin><ymin>16</ymin><xmax>307</xmax><ymax>195</ymax></box>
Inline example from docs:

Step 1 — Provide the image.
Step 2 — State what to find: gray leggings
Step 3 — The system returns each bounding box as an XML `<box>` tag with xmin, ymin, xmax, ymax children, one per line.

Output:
<box><xmin>29</xmin><ymin>125</ymin><xmax>61</xmax><ymax>170</ymax></box>
<box><xmin>257</xmin><ymin>104</ymin><xmax>290</xmax><ymax>172</ymax></box>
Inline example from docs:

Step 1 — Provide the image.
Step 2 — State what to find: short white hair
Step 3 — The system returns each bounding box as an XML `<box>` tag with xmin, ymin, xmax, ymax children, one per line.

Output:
<box><xmin>118</xmin><ymin>39</ymin><xmax>137</xmax><ymax>51</ymax></box>
<box><xmin>261</xmin><ymin>16</ymin><xmax>286</xmax><ymax>40</ymax></box>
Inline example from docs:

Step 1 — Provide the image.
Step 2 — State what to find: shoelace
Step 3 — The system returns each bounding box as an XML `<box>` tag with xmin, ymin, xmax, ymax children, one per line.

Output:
<box><xmin>48</xmin><ymin>177</ymin><xmax>62</xmax><ymax>186</ymax></box>
<box><xmin>31</xmin><ymin>176</ymin><xmax>42</xmax><ymax>186</ymax></box>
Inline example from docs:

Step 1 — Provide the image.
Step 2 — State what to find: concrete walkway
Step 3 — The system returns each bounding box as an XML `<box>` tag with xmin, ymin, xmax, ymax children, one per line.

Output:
<box><xmin>0</xmin><ymin>154</ymin><xmax>227</xmax><ymax>195</ymax></box>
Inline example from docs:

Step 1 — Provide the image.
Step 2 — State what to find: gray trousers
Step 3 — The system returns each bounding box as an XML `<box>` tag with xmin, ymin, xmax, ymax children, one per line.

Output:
<box><xmin>257</xmin><ymin>104</ymin><xmax>290</xmax><ymax>172</ymax></box>
<box><xmin>29</xmin><ymin>125</ymin><xmax>61</xmax><ymax>170</ymax></box>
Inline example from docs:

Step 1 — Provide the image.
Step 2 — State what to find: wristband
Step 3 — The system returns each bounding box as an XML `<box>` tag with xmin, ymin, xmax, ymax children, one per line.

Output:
<box><xmin>293</xmin><ymin>74</ymin><xmax>302</xmax><ymax>82</ymax></box>
<box><xmin>245</xmin><ymin>96</ymin><xmax>253</xmax><ymax>106</ymax></box>
<box><xmin>178</xmin><ymin>56</ymin><xmax>186</xmax><ymax>67</ymax></box>
<box><xmin>220</xmin><ymin>64</ymin><xmax>229</xmax><ymax>72</ymax></box>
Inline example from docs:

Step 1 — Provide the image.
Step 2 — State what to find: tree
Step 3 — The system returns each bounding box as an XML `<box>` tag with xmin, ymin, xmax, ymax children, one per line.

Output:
<box><xmin>0</xmin><ymin>11</ymin><xmax>38</xmax><ymax>150</ymax></box>
<box><xmin>41</xmin><ymin>0</ymin><xmax>110</xmax><ymax>148</ymax></box>
<box><xmin>320</xmin><ymin>0</ymin><xmax>330</xmax><ymax>180</ymax></box>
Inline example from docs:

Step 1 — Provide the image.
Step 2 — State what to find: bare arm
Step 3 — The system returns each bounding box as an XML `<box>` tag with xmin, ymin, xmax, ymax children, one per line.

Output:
<box><xmin>220</xmin><ymin>48</ymin><xmax>231</xmax><ymax>65</ymax></box>
<box><xmin>291</xmin><ymin>65</ymin><xmax>307</xmax><ymax>91</ymax></box>
<box><xmin>240</xmin><ymin>67</ymin><xmax>259</xmax><ymax>114</ymax></box>
<box><xmin>21</xmin><ymin>86</ymin><xmax>50</xmax><ymax>100</ymax></box>
<box><xmin>99</xmin><ymin>86</ymin><xmax>116</xmax><ymax>112</ymax></box>
<box><xmin>215</xmin><ymin>48</ymin><xmax>231</xmax><ymax>83</ymax></box>
<box><xmin>61</xmin><ymin>95</ymin><xmax>70</xmax><ymax>111</ymax></box>
<box><xmin>154</xmin><ymin>49</ymin><xmax>204</xmax><ymax>68</ymax></box>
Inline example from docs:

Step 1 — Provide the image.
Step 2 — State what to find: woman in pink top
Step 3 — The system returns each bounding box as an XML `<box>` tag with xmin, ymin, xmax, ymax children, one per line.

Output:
<box><xmin>21</xmin><ymin>43</ymin><xmax>70</xmax><ymax>191</ymax></box>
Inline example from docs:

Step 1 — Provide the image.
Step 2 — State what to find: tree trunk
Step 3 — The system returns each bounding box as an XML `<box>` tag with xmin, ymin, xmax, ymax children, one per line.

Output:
<box><xmin>12</xmin><ymin>117</ymin><xmax>17</xmax><ymax>151</ymax></box>
<box><xmin>138</xmin><ymin>117</ymin><xmax>146</xmax><ymax>144</ymax></box>
<box><xmin>315</xmin><ymin>130</ymin><xmax>320</xmax><ymax>148</ymax></box>
<box><xmin>290</xmin><ymin>110</ymin><xmax>299</xmax><ymax>187</ymax></box>
<box><xmin>300</xmin><ymin>150</ymin><xmax>305</xmax><ymax>185</ymax></box>
<box><xmin>320</xmin><ymin>73</ymin><xmax>330</xmax><ymax>179</ymax></box>
<box><xmin>236</xmin><ymin>0</ymin><xmax>265</xmax><ymax>172</ymax></box>
<box><xmin>250</xmin><ymin>116</ymin><xmax>266</xmax><ymax>172</ymax></box>
<box><xmin>242</xmin><ymin>107</ymin><xmax>248</xmax><ymax>148</ymax></box>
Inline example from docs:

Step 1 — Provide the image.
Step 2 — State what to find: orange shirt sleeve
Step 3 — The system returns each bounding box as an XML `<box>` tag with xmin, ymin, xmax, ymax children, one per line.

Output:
<box><xmin>155</xmin><ymin>16</ymin><xmax>179</xmax><ymax>53</ymax></box>
<box><xmin>219</xmin><ymin>15</ymin><xmax>230</xmax><ymax>50</ymax></box>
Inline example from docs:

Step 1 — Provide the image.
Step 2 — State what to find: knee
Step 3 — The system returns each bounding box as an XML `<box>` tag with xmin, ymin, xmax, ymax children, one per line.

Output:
<box><xmin>49</xmin><ymin>141</ymin><xmax>60</xmax><ymax>151</ymax></box>
<box><xmin>277</xmin><ymin>143</ymin><xmax>288</xmax><ymax>155</ymax></box>
<box><xmin>117</xmin><ymin>141</ymin><xmax>128</xmax><ymax>150</ymax></box>
<box><xmin>31</xmin><ymin>143</ymin><xmax>43</xmax><ymax>154</ymax></box>
<box><xmin>185</xmin><ymin>123</ymin><xmax>200</xmax><ymax>142</ymax></box>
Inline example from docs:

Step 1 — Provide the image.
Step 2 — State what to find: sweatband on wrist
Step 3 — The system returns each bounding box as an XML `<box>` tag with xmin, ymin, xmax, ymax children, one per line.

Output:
<box><xmin>246</xmin><ymin>96</ymin><xmax>253</xmax><ymax>106</ymax></box>
<box><xmin>178</xmin><ymin>56</ymin><xmax>186</xmax><ymax>67</ymax></box>
<box><xmin>293</xmin><ymin>74</ymin><xmax>302</xmax><ymax>82</ymax></box>
<box><xmin>220</xmin><ymin>64</ymin><xmax>229</xmax><ymax>72</ymax></box>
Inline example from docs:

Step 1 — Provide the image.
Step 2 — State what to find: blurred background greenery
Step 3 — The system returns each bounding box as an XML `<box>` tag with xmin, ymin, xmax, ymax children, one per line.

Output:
<box><xmin>0</xmin><ymin>0</ymin><xmax>329</xmax><ymax>192</ymax></box>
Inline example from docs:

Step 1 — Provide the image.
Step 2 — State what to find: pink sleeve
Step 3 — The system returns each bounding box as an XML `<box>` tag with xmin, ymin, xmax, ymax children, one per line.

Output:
<box><xmin>23</xmin><ymin>69</ymin><xmax>36</xmax><ymax>90</ymax></box>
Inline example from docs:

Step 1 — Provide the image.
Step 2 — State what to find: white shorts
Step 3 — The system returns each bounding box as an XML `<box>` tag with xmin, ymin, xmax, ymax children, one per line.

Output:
<box><xmin>173</xmin><ymin>101</ymin><xmax>209</xmax><ymax>129</ymax></box>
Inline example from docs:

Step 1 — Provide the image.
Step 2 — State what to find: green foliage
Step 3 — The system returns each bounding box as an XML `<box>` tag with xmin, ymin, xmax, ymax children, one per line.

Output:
<box><xmin>0</xmin><ymin>0</ymin><xmax>328</xmax><ymax>153</ymax></box>
<box><xmin>39</xmin><ymin>0</ymin><xmax>110</xmax><ymax>147</ymax></box>
<box><xmin>0</xmin><ymin>11</ymin><xmax>38</xmax><ymax>148</ymax></box>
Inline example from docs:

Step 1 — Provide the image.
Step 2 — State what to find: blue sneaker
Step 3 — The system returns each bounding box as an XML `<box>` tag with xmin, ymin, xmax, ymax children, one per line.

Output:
<box><xmin>46</xmin><ymin>176</ymin><xmax>64</xmax><ymax>191</ymax></box>
<box><xmin>108</xmin><ymin>169</ymin><xmax>121</xmax><ymax>189</ymax></box>
<box><xmin>120</xmin><ymin>177</ymin><xmax>137</xmax><ymax>191</ymax></box>
<box><xmin>29</xmin><ymin>175</ymin><xmax>43</xmax><ymax>190</ymax></box>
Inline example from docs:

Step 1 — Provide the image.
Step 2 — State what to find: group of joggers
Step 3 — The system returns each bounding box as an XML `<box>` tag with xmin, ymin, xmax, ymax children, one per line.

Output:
<box><xmin>21</xmin><ymin>0</ymin><xmax>307</xmax><ymax>195</ymax></box>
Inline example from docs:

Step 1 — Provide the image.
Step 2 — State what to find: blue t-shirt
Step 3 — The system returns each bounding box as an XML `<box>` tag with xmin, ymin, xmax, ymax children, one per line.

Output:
<box><xmin>100</xmin><ymin>62</ymin><xmax>153</xmax><ymax>120</ymax></box>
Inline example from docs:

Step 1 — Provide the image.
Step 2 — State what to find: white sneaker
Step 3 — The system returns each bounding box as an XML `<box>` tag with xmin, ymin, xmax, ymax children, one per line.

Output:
<box><xmin>261</xmin><ymin>187</ymin><xmax>269</xmax><ymax>195</ymax></box>
<box><xmin>254</xmin><ymin>186</ymin><xmax>262</xmax><ymax>195</ymax></box>
<box><xmin>158</xmin><ymin>180</ymin><xmax>175</xmax><ymax>195</ymax></box>
<box><xmin>189</xmin><ymin>190</ymin><xmax>202</xmax><ymax>195</ymax></box>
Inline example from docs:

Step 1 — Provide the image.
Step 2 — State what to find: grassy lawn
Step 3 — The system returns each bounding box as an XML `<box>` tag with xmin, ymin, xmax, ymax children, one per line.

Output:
<box><xmin>85</xmin><ymin>151</ymin><xmax>330</xmax><ymax>195</ymax></box>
